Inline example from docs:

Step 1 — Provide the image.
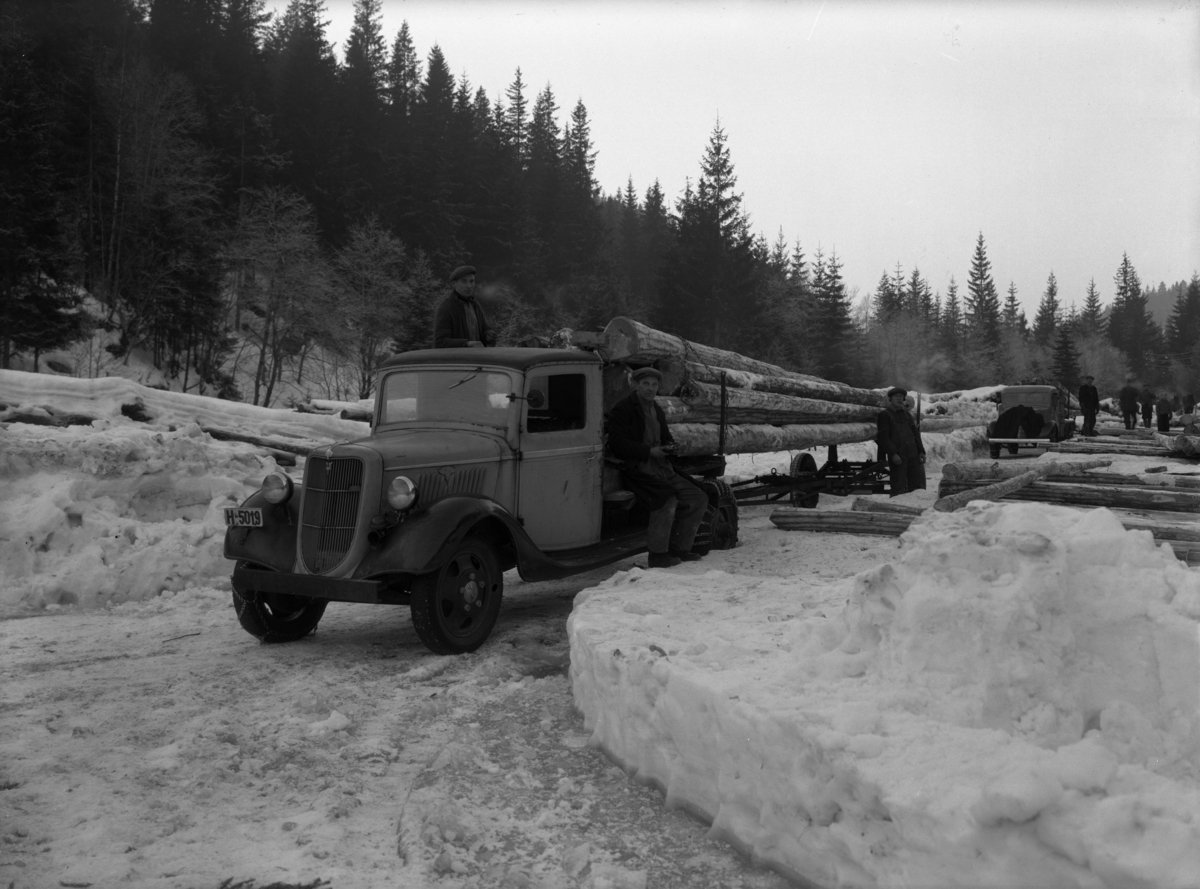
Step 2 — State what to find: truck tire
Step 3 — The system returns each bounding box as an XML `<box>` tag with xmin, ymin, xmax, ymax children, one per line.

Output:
<box><xmin>789</xmin><ymin>452</ymin><xmax>820</xmax><ymax>508</ymax></box>
<box><xmin>989</xmin><ymin>445</ymin><xmax>1001</xmax><ymax>459</ymax></box>
<box><xmin>410</xmin><ymin>535</ymin><xmax>503</xmax><ymax>655</ymax></box>
<box><xmin>695</xmin><ymin>479</ymin><xmax>739</xmax><ymax>552</ymax></box>
<box><xmin>232</xmin><ymin>561</ymin><xmax>327</xmax><ymax>643</ymax></box>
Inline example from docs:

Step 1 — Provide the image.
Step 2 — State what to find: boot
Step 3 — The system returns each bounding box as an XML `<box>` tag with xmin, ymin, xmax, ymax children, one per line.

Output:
<box><xmin>669</xmin><ymin>549</ymin><xmax>703</xmax><ymax>562</ymax></box>
<box><xmin>647</xmin><ymin>552</ymin><xmax>682</xmax><ymax>569</ymax></box>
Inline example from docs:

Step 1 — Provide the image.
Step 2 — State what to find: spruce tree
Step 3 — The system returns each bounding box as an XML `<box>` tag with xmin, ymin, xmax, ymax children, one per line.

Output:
<box><xmin>1032</xmin><ymin>272</ymin><xmax>1060</xmax><ymax>346</ymax></box>
<box><xmin>1078</xmin><ymin>278</ymin><xmax>1105</xmax><ymax>338</ymax></box>
<box><xmin>1051</xmin><ymin>324</ymin><xmax>1081</xmax><ymax>391</ymax></box>
<box><xmin>965</xmin><ymin>232</ymin><xmax>1001</xmax><ymax>344</ymax></box>
<box><xmin>872</xmin><ymin>271</ymin><xmax>902</xmax><ymax>322</ymax></box>
<box><xmin>1165</xmin><ymin>273</ymin><xmax>1200</xmax><ymax>361</ymax></box>
<box><xmin>1003</xmin><ymin>282</ymin><xmax>1023</xmax><ymax>333</ymax></box>
<box><xmin>810</xmin><ymin>249</ymin><xmax>855</xmax><ymax>382</ymax></box>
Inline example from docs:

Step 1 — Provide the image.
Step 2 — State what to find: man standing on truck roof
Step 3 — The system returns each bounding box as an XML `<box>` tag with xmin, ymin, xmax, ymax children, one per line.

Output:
<box><xmin>877</xmin><ymin>387</ymin><xmax>926</xmax><ymax>497</ymax></box>
<box><xmin>433</xmin><ymin>265</ymin><xmax>496</xmax><ymax>348</ymax></box>
<box><xmin>1078</xmin><ymin>374</ymin><xmax>1100</xmax><ymax>436</ymax></box>
<box><xmin>606</xmin><ymin>367</ymin><xmax>709</xmax><ymax>569</ymax></box>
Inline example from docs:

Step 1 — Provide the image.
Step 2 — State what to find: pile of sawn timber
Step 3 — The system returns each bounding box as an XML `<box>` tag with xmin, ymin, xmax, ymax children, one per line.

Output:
<box><xmin>770</xmin><ymin>459</ymin><xmax>1200</xmax><ymax>564</ymax></box>
<box><xmin>577</xmin><ymin>317</ymin><xmax>889</xmax><ymax>456</ymax></box>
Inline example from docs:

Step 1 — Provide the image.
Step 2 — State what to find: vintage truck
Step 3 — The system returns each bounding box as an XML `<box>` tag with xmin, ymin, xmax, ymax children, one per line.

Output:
<box><xmin>224</xmin><ymin>347</ymin><xmax>738</xmax><ymax>655</ymax></box>
<box><xmin>986</xmin><ymin>383</ymin><xmax>1076</xmax><ymax>458</ymax></box>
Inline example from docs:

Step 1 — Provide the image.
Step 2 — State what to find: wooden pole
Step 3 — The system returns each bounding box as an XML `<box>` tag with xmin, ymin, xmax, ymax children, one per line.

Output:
<box><xmin>933</xmin><ymin>468</ymin><xmax>1049</xmax><ymax>512</ymax></box>
<box><xmin>769</xmin><ymin>508</ymin><xmax>916</xmax><ymax>536</ymax></box>
<box><xmin>935</xmin><ymin>478</ymin><xmax>1200</xmax><ymax>513</ymax></box>
<box><xmin>941</xmin><ymin>458</ymin><xmax>1113</xmax><ymax>482</ymax></box>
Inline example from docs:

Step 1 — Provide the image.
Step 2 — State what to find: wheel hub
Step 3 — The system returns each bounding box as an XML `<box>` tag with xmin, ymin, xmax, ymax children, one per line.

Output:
<box><xmin>459</xmin><ymin>572</ymin><xmax>480</xmax><ymax>611</ymax></box>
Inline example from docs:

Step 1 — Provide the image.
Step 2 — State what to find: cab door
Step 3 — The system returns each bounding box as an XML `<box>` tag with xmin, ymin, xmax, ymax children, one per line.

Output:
<box><xmin>516</xmin><ymin>368</ymin><xmax>602</xmax><ymax>551</ymax></box>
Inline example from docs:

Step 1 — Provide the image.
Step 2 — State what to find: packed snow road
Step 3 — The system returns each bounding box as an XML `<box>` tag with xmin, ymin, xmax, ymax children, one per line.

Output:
<box><xmin>1</xmin><ymin>526</ymin><xmax>818</xmax><ymax>889</ymax></box>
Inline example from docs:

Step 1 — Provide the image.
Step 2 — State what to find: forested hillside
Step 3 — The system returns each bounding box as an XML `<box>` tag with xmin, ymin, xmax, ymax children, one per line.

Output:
<box><xmin>1</xmin><ymin>0</ymin><xmax>1197</xmax><ymax>405</ymax></box>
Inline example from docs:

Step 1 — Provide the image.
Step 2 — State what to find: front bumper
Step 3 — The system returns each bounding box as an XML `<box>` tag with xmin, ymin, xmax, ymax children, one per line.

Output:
<box><xmin>232</xmin><ymin>566</ymin><xmax>409</xmax><ymax>605</ymax></box>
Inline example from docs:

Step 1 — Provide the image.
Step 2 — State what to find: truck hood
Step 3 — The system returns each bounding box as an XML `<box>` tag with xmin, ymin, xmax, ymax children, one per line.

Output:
<box><xmin>337</xmin><ymin>427</ymin><xmax>505</xmax><ymax>470</ymax></box>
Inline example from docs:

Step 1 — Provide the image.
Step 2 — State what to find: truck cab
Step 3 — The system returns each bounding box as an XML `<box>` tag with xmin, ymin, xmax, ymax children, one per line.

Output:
<box><xmin>224</xmin><ymin>348</ymin><xmax>737</xmax><ymax>655</ymax></box>
<box><xmin>986</xmin><ymin>383</ymin><xmax>1075</xmax><ymax>458</ymax></box>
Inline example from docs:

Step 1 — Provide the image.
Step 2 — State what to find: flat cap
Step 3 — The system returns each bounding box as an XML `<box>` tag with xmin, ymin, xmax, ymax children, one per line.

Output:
<box><xmin>1083</xmin><ymin>373</ymin><xmax>1094</xmax><ymax>379</ymax></box>
<box><xmin>887</xmin><ymin>386</ymin><xmax>907</xmax><ymax>398</ymax></box>
<box><xmin>449</xmin><ymin>265</ymin><xmax>476</xmax><ymax>282</ymax></box>
<box><xmin>630</xmin><ymin>367</ymin><xmax>663</xmax><ymax>382</ymax></box>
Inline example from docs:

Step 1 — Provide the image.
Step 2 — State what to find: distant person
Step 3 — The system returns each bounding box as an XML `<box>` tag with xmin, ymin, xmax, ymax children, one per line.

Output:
<box><xmin>1140</xmin><ymin>386</ymin><xmax>1155</xmax><ymax>429</ymax></box>
<box><xmin>433</xmin><ymin>265</ymin><xmax>496</xmax><ymax>348</ymax></box>
<box><xmin>877</xmin><ymin>387</ymin><xmax>926</xmax><ymax>497</ymax></box>
<box><xmin>1118</xmin><ymin>380</ymin><xmax>1140</xmax><ymax>430</ymax></box>
<box><xmin>1156</xmin><ymin>395</ymin><xmax>1173</xmax><ymax>432</ymax></box>
<box><xmin>606</xmin><ymin>367</ymin><xmax>709</xmax><ymax>569</ymax></box>
<box><xmin>1185</xmin><ymin>393</ymin><xmax>1196</xmax><ymax>415</ymax></box>
<box><xmin>1078</xmin><ymin>374</ymin><xmax>1100</xmax><ymax>436</ymax></box>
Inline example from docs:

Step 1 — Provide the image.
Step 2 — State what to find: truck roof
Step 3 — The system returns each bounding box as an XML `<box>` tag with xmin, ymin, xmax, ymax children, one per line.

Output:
<box><xmin>379</xmin><ymin>347</ymin><xmax>603</xmax><ymax>372</ymax></box>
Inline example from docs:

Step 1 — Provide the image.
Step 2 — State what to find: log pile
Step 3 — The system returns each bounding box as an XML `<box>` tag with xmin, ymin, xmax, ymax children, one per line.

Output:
<box><xmin>935</xmin><ymin>478</ymin><xmax>1200</xmax><ymax>512</ymax></box>
<box><xmin>577</xmin><ymin>317</ymin><xmax>942</xmax><ymax>456</ymax></box>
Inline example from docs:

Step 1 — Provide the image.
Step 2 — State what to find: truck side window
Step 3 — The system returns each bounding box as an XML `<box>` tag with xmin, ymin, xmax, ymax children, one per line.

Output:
<box><xmin>526</xmin><ymin>373</ymin><xmax>586</xmax><ymax>433</ymax></box>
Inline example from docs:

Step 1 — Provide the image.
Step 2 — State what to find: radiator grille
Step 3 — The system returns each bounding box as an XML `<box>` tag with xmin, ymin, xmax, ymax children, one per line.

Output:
<box><xmin>301</xmin><ymin>456</ymin><xmax>364</xmax><ymax>573</ymax></box>
<box><xmin>414</xmin><ymin>467</ymin><xmax>487</xmax><ymax>503</ymax></box>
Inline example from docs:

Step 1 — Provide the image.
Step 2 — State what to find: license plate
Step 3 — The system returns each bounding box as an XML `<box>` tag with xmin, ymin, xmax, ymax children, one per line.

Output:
<box><xmin>224</xmin><ymin>507</ymin><xmax>263</xmax><ymax>528</ymax></box>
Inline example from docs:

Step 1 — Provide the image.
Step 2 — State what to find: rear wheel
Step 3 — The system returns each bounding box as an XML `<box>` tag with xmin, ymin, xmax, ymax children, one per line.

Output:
<box><xmin>989</xmin><ymin>445</ymin><xmax>1001</xmax><ymax>459</ymax></box>
<box><xmin>1007</xmin><ymin>444</ymin><xmax>1020</xmax><ymax>455</ymax></box>
<box><xmin>789</xmin><ymin>452</ymin><xmax>820</xmax><ymax>508</ymax></box>
<box><xmin>696</xmin><ymin>479</ymin><xmax>739</xmax><ymax>551</ymax></box>
<box><xmin>231</xmin><ymin>562</ymin><xmax>327</xmax><ymax>643</ymax></box>
<box><xmin>410</xmin><ymin>535</ymin><xmax>503</xmax><ymax>655</ymax></box>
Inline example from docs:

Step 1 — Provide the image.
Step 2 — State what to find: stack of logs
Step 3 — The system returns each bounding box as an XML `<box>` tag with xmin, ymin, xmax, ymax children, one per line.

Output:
<box><xmin>579</xmin><ymin>317</ymin><xmax>973</xmax><ymax>457</ymax></box>
<box><xmin>770</xmin><ymin>459</ymin><xmax>1200</xmax><ymax>563</ymax></box>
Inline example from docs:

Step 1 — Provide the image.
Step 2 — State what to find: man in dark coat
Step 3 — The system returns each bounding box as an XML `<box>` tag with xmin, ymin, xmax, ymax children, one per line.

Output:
<box><xmin>1140</xmin><ymin>387</ymin><xmax>1155</xmax><ymax>429</ymax></box>
<box><xmin>1156</xmin><ymin>395</ymin><xmax>1173</xmax><ymax>432</ymax></box>
<box><xmin>606</xmin><ymin>367</ymin><xmax>709</xmax><ymax>569</ymax></box>
<box><xmin>1078</xmin><ymin>374</ymin><xmax>1100</xmax><ymax>436</ymax></box>
<box><xmin>1118</xmin><ymin>380</ymin><xmax>1140</xmax><ymax>430</ymax></box>
<box><xmin>876</xmin><ymin>387</ymin><xmax>926</xmax><ymax>497</ymax></box>
<box><xmin>433</xmin><ymin>265</ymin><xmax>496</xmax><ymax>348</ymax></box>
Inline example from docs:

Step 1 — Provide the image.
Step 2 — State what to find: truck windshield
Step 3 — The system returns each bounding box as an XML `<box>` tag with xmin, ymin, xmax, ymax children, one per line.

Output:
<box><xmin>379</xmin><ymin>369</ymin><xmax>513</xmax><ymax>429</ymax></box>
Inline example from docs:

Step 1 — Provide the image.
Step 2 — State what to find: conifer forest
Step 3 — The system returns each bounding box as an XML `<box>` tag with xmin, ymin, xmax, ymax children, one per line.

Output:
<box><xmin>2</xmin><ymin>0</ymin><xmax>1198</xmax><ymax>405</ymax></box>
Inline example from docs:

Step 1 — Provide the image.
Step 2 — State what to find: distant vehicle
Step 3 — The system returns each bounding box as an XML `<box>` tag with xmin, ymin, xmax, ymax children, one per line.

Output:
<box><xmin>223</xmin><ymin>348</ymin><xmax>737</xmax><ymax>655</ymax></box>
<box><xmin>987</xmin><ymin>383</ymin><xmax>1075</xmax><ymax>458</ymax></box>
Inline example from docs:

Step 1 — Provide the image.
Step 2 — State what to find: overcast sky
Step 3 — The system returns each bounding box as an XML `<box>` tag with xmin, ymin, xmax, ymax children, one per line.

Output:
<box><xmin>275</xmin><ymin>0</ymin><xmax>1199</xmax><ymax>315</ymax></box>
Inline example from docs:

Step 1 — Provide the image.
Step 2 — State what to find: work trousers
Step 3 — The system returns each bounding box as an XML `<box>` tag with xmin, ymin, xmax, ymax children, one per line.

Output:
<box><xmin>1082</xmin><ymin>409</ymin><xmax>1097</xmax><ymax>435</ymax></box>
<box><xmin>888</xmin><ymin>458</ymin><xmax>925</xmax><ymax>497</ymax></box>
<box><xmin>647</xmin><ymin>474</ymin><xmax>708</xmax><ymax>554</ymax></box>
<box><xmin>1142</xmin><ymin>407</ymin><xmax>1153</xmax><ymax>428</ymax></box>
<box><xmin>1122</xmin><ymin>410</ymin><xmax>1138</xmax><ymax>430</ymax></box>
<box><xmin>1158</xmin><ymin>414</ymin><xmax>1172</xmax><ymax>432</ymax></box>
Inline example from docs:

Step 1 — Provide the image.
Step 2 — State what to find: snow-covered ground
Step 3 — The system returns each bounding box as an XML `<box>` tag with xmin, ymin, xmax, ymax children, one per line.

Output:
<box><xmin>3</xmin><ymin>369</ymin><xmax>1199</xmax><ymax>888</ymax></box>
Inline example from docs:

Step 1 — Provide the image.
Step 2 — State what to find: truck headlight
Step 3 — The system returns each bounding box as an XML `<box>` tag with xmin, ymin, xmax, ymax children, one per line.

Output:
<box><xmin>262</xmin><ymin>471</ymin><xmax>294</xmax><ymax>504</ymax></box>
<box><xmin>386</xmin><ymin>476</ymin><xmax>418</xmax><ymax>511</ymax></box>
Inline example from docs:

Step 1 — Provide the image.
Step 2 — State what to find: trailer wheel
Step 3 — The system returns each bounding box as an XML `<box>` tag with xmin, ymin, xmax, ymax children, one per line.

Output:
<box><xmin>410</xmin><ymin>535</ymin><xmax>503</xmax><ymax>655</ymax></box>
<box><xmin>695</xmin><ymin>479</ymin><xmax>738</xmax><ymax>551</ymax></box>
<box><xmin>231</xmin><ymin>561</ymin><xmax>327</xmax><ymax>643</ymax></box>
<box><xmin>1007</xmin><ymin>444</ymin><xmax>1020</xmax><ymax>455</ymax></box>
<box><xmin>789</xmin><ymin>452</ymin><xmax>819</xmax><ymax>508</ymax></box>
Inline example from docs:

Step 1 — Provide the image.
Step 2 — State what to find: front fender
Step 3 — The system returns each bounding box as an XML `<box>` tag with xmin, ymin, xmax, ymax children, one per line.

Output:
<box><xmin>223</xmin><ymin>490</ymin><xmax>299</xmax><ymax>572</ymax></box>
<box><xmin>357</xmin><ymin>495</ymin><xmax>535</xmax><ymax>578</ymax></box>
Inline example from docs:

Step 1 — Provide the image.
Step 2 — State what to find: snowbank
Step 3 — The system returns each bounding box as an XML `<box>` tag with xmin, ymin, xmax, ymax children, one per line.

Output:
<box><xmin>0</xmin><ymin>369</ymin><xmax>368</xmax><ymax>442</ymax></box>
<box><xmin>0</xmin><ymin>423</ymin><xmax>273</xmax><ymax>614</ymax></box>
<box><xmin>568</xmin><ymin>502</ymin><xmax>1200</xmax><ymax>888</ymax></box>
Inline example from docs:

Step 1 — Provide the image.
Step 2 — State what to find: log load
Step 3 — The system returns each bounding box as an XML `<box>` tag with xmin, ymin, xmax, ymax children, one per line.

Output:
<box><xmin>597</xmin><ymin>317</ymin><xmax>884</xmax><ymax>406</ymax></box>
<box><xmin>682</xmin><ymin>361</ymin><xmax>886</xmax><ymax>408</ymax></box>
<box><xmin>671</xmin><ymin>381</ymin><xmax>879</xmax><ymax>425</ymax></box>
<box><xmin>935</xmin><ymin>478</ymin><xmax>1200</xmax><ymax>513</ymax></box>
<box><xmin>667</xmin><ymin>422</ymin><xmax>877</xmax><ymax>457</ymax></box>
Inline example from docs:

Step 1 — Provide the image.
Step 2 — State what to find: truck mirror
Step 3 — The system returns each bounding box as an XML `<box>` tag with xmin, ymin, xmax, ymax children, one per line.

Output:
<box><xmin>527</xmin><ymin>389</ymin><xmax>546</xmax><ymax>409</ymax></box>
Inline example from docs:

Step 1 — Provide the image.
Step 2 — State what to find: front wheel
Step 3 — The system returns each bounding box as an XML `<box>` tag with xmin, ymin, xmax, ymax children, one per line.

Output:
<box><xmin>232</xmin><ymin>562</ymin><xmax>328</xmax><ymax>643</ymax></box>
<box><xmin>410</xmin><ymin>535</ymin><xmax>503</xmax><ymax>655</ymax></box>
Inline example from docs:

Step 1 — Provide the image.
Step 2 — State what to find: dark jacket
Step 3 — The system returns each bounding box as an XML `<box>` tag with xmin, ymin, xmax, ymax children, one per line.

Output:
<box><xmin>1118</xmin><ymin>385</ymin><xmax>1140</xmax><ymax>412</ymax></box>
<box><xmin>1078</xmin><ymin>384</ymin><xmax>1099</xmax><ymax>412</ymax></box>
<box><xmin>876</xmin><ymin>405</ymin><xmax>925</xmax><ymax>461</ymax></box>
<box><xmin>606</xmin><ymin>392</ymin><xmax>695</xmax><ymax>510</ymax></box>
<box><xmin>1156</xmin><ymin>397</ymin><xmax>1173</xmax><ymax>416</ymax></box>
<box><xmin>433</xmin><ymin>293</ymin><xmax>495</xmax><ymax>348</ymax></box>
